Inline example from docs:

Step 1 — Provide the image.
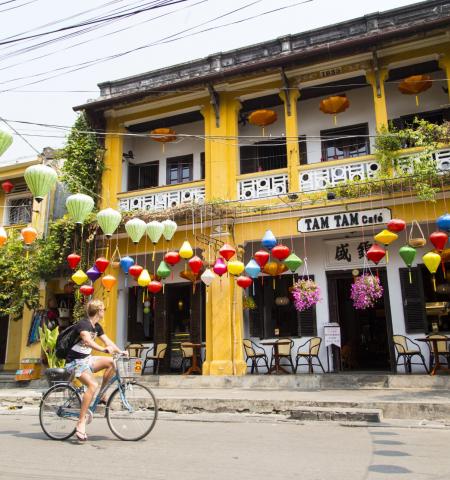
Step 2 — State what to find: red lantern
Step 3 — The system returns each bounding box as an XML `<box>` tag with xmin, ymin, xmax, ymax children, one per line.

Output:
<box><xmin>1</xmin><ymin>181</ymin><xmax>14</xmax><ymax>194</ymax></box>
<box><xmin>254</xmin><ymin>250</ymin><xmax>270</xmax><ymax>268</ymax></box>
<box><xmin>67</xmin><ymin>253</ymin><xmax>81</xmax><ymax>270</ymax></box>
<box><xmin>129</xmin><ymin>265</ymin><xmax>143</xmax><ymax>279</ymax></box>
<box><xmin>80</xmin><ymin>285</ymin><xmax>94</xmax><ymax>296</ymax></box>
<box><xmin>387</xmin><ymin>219</ymin><xmax>406</xmax><ymax>233</ymax></box>
<box><xmin>219</xmin><ymin>244</ymin><xmax>236</xmax><ymax>261</ymax></box>
<box><xmin>366</xmin><ymin>244</ymin><xmax>386</xmax><ymax>265</ymax></box>
<box><xmin>236</xmin><ymin>276</ymin><xmax>253</xmax><ymax>289</ymax></box>
<box><xmin>95</xmin><ymin>257</ymin><xmax>109</xmax><ymax>273</ymax></box>
<box><xmin>430</xmin><ymin>231</ymin><xmax>448</xmax><ymax>252</ymax></box>
<box><xmin>148</xmin><ymin>280</ymin><xmax>162</xmax><ymax>294</ymax></box>
<box><xmin>188</xmin><ymin>255</ymin><xmax>203</xmax><ymax>274</ymax></box>
<box><xmin>271</xmin><ymin>245</ymin><xmax>290</xmax><ymax>261</ymax></box>
<box><xmin>164</xmin><ymin>251</ymin><xmax>180</xmax><ymax>266</ymax></box>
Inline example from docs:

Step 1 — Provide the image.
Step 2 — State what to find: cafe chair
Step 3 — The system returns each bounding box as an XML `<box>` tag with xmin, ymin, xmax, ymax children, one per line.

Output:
<box><xmin>243</xmin><ymin>339</ymin><xmax>269</xmax><ymax>374</ymax></box>
<box><xmin>294</xmin><ymin>337</ymin><xmax>325</xmax><ymax>374</ymax></box>
<box><xmin>180</xmin><ymin>342</ymin><xmax>194</xmax><ymax>373</ymax></box>
<box><xmin>270</xmin><ymin>338</ymin><xmax>295</xmax><ymax>373</ymax></box>
<box><xmin>142</xmin><ymin>343</ymin><xmax>167</xmax><ymax>375</ymax></box>
<box><xmin>426</xmin><ymin>334</ymin><xmax>450</xmax><ymax>370</ymax></box>
<box><xmin>392</xmin><ymin>335</ymin><xmax>428</xmax><ymax>374</ymax></box>
<box><xmin>125</xmin><ymin>343</ymin><xmax>145</xmax><ymax>358</ymax></box>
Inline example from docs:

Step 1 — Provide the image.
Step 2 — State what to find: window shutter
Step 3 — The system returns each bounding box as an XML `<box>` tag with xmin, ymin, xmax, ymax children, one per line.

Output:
<box><xmin>297</xmin><ymin>274</ymin><xmax>317</xmax><ymax>336</ymax></box>
<box><xmin>127</xmin><ymin>164</ymin><xmax>139</xmax><ymax>191</ymax></box>
<box><xmin>249</xmin><ymin>282</ymin><xmax>263</xmax><ymax>338</ymax></box>
<box><xmin>399</xmin><ymin>267</ymin><xmax>427</xmax><ymax>333</ymax></box>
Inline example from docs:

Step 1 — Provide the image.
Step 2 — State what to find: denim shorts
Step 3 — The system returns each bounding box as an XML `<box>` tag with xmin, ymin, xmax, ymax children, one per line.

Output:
<box><xmin>65</xmin><ymin>357</ymin><xmax>95</xmax><ymax>378</ymax></box>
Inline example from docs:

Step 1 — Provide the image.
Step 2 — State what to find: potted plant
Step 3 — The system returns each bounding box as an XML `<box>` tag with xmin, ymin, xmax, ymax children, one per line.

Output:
<box><xmin>350</xmin><ymin>274</ymin><xmax>384</xmax><ymax>310</ymax></box>
<box><xmin>292</xmin><ymin>278</ymin><xmax>321</xmax><ymax>312</ymax></box>
<box><xmin>38</xmin><ymin>324</ymin><xmax>70</xmax><ymax>386</ymax></box>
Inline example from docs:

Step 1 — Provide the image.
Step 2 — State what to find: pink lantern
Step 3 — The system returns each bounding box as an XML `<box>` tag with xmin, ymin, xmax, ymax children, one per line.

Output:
<box><xmin>213</xmin><ymin>258</ymin><xmax>227</xmax><ymax>277</ymax></box>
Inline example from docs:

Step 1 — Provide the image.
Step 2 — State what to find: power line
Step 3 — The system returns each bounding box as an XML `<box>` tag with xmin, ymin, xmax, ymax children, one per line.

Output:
<box><xmin>0</xmin><ymin>0</ymin><xmax>37</xmax><ymax>14</ymax></box>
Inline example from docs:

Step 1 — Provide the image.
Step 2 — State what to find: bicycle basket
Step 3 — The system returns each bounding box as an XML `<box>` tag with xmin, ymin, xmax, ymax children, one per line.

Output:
<box><xmin>116</xmin><ymin>357</ymin><xmax>143</xmax><ymax>378</ymax></box>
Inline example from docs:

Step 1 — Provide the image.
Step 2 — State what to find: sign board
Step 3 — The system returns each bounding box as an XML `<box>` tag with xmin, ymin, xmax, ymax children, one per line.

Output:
<box><xmin>324</xmin><ymin>237</ymin><xmax>386</xmax><ymax>269</ymax></box>
<box><xmin>298</xmin><ymin>208</ymin><xmax>391</xmax><ymax>233</ymax></box>
<box><xmin>324</xmin><ymin>323</ymin><xmax>341</xmax><ymax>347</ymax></box>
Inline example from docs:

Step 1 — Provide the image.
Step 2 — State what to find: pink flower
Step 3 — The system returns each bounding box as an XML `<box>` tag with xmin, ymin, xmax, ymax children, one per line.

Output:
<box><xmin>350</xmin><ymin>274</ymin><xmax>383</xmax><ymax>310</ymax></box>
<box><xmin>292</xmin><ymin>279</ymin><xmax>321</xmax><ymax>312</ymax></box>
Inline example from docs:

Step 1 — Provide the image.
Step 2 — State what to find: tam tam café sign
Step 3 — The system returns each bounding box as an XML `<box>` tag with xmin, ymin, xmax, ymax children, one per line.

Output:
<box><xmin>298</xmin><ymin>208</ymin><xmax>391</xmax><ymax>233</ymax></box>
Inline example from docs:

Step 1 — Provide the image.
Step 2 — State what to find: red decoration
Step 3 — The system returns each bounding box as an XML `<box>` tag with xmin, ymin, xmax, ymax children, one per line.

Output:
<box><xmin>366</xmin><ymin>244</ymin><xmax>386</xmax><ymax>265</ymax></box>
<box><xmin>219</xmin><ymin>244</ymin><xmax>236</xmax><ymax>261</ymax></box>
<box><xmin>164</xmin><ymin>251</ymin><xmax>180</xmax><ymax>266</ymax></box>
<box><xmin>271</xmin><ymin>244</ymin><xmax>290</xmax><ymax>261</ymax></box>
<box><xmin>387</xmin><ymin>219</ymin><xmax>406</xmax><ymax>233</ymax></box>
<box><xmin>95</xmin><ymin>257</ymin><xmax>109</xmax><ymax>273</ymax></box>
<box><xmin>430</xmin><ymin>231</ymin><xmax>448</xmax><ymax>252</ymax></box>
<box><xmin>129</xmin><ymin>265</ymin><xmax>143</xmax><ymax>279</ymax></box>
<box><xmin>188</xmin><ymin>255</ymin><xmax>203</xmax><ymax>274</ymax></box>
<box><xmin>236</xmin><ymin>276</ymin><xmax>253</xmax><ymax>289</ymax></box>
<box><xmin>80</xmin><ymin>285</ymin><xmax>94</xmax><ymax>296</ymax></box>
<box><xmin>254</xmin><ymin>250</ymin><xmax>270</xmax><ymax>268</ymax></box>
<box><xmin>148</xmin><ymin>280</ymin><xmax>162</xmax><ymax>294</ymax></box>
<box><xmin>1</xmin><ymin>181</ymin><xmax>14</xmax><ymax>194</ymax></box>
<box><xmin>67</xmin><ymin>253</ymin><xmax>81</xmax><ymax>270</ymax></box>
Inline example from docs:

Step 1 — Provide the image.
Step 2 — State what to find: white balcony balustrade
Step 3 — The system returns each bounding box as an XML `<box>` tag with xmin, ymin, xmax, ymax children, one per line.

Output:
<box><xmin>238</xmin><ymin>172</ymin><xmax>288</xmax><ymax>200</ymax></box>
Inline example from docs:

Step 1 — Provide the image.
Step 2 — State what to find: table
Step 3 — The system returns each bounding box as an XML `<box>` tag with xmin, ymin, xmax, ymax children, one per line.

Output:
<box><xmin>126</xmin><ymin>344</ymin><xmax>145</xmax><ymax>358</ymax></box>
<box><xmin>181</xmin><ymin>342</ymin><xmax>203</xmax><ymax>375</ymax></box>
<box><xmin>416</xmin><ymin>337</ymin><xmax>450</xmax><ymax>375</ymax></box>
<box><xmin>260</xmin><ymin>339</ymin><xmax>292</xmax><ymax>374</ymax></box>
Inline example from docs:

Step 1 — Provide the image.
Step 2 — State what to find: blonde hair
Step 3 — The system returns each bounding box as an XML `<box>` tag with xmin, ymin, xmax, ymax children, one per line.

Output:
<box><xmin>86</xmin><ymin>299</ymin><xmax>104</xmax><ymax>318</ymax></box>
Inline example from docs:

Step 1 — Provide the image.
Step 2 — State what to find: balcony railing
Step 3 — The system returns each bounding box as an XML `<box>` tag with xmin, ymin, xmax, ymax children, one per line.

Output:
<box><xmin>118</xmin><ymin>182</ymin><xmax>205</xmax><ymax>211</ymax></box>
<box><xmin>237</xmin><ymin>171</ymin><xmax>288</xmax><ymax>200</ymax></box>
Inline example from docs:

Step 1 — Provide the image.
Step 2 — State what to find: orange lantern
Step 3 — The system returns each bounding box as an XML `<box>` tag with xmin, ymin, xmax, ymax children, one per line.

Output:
<box><xmin>21</xmin><ymin>226</ymin><xmax>37</xmax><ymax>245</ymax></box>
<box><xmin>0</xmin><ymin>227</ymin><xmax>7</xmax><ymax>247</ymax></box>
<box><xmin>102</xmin><ymin>274</ymin><xmax>117</xmax><ymax>292</ymax></box>
<box><xmin>319</xmin><ymin>95</ymin><xmax>350</xmax><ymax>124</ymax></box>
<box><xmin>150</xmin><ymin>128</ymin><xmax>176</xmax><ymax>152</ymax></box>
<box><xmin>398</xmin><ymin>75</ymin><xmax>432</xmax><ymax>106</ymax></box>
<box><xmin>248</xmin><ymin>109</ymin><xmax>277</xmax><ymax>136</ymax></box>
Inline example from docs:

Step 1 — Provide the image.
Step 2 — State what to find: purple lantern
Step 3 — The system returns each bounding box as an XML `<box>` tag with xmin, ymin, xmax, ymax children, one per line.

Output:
<box><xmin>86</xmin><ymin>265</ymin><xmax>101</xmax><ymax>282</ymax></box>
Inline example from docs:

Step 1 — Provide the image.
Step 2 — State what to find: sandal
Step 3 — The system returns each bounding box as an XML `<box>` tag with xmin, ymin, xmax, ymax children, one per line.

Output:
<box><xmin>75</xmin><ymin>429</ymin><xmax>87</xmax><ymax>442</ymax></box>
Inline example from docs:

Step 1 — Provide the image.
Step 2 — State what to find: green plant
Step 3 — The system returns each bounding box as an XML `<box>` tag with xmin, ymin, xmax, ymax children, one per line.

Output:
<box><xmin>243</xmin><ymin>296</ymin><xmax>257</xmax><ymax>310</ymax></box>
<box><xmin>38</xmin><ymin>324</ymin><xmax>65</xmax><ymax>368</ymax></box>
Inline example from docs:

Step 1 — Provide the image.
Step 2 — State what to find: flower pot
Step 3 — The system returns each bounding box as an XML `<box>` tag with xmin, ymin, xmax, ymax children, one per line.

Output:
<box><xmin>44</xmin><ymin>368</ymin><xmax>70</xmax><ymax>387</ymax></box>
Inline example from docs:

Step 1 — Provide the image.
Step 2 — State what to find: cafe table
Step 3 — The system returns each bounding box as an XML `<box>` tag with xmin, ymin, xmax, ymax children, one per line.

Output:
<box><xmin>259</xmin><ymin>339</ymin><xmax>292</xmax><ymax>374</ymax></box>
<box><xmin>182</xmin><ymin>342</ymin><xmax>204</xmax><ymax>375</ymax></box>
<box><xmin>416</xmin><ymin>337</ymin><xmax>450</xmax><ymax>375</ymax></box>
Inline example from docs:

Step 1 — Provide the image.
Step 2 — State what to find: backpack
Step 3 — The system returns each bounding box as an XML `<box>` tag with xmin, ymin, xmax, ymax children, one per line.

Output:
<box><xmin>55</xmin><ymin>324</ymin><xmax>79</xmax><ymax>360</ymax></box>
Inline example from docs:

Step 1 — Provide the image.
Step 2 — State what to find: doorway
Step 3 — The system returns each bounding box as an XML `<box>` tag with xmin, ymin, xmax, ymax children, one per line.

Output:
<box><xmin>327</xmin><ymin>269</ymin><xmax>394</xmax><ymax>372</ymax></box>
<box><xmin>0</xmin><ymin>317</ymin><xmax>9</xmax><ymax>368</ymax></box>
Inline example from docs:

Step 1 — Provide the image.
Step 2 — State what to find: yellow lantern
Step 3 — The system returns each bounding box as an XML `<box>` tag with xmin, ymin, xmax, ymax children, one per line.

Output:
<box><xmin>247</xmin><ymin>109</ymin><xmax>277</xmax><ymax>136</ymax></box>
<box><xmin>422</xmin><ymin>251</ymin><xmax>441</xmax><ymax>291</ymax></box>
<box><xmin>398</xmin><ymin>75</ymin><xmax>432</xmax><ymax>106</ymax></box>
<box><xmin>72</xmin><ymin>269</ymin><xmax>88</xmax><ymax>286</ymax></box>
<box><xmin>263</xmin><ymin>261</ymin><xmax>278</xmax><ymax>276</ymax></box>
<box><xmin>374</xmin><ymin>229</ymin><xmax>398</xmax><ymax>263</ymax></box>
<box><xmin>319</xmin><ymin>95</ymin><xmax>350</xmax><ymax>124</ymax></box>
<box><xmin>227</xmin><ymin>260</ymin><xmax>245</xmax><ymax>276</ymax></box>
<box><xmin>138</xmin><ymin>269</ymin><xmax>151</xmax><ymax>287</ymax></box>
<box><xmin>179</xmin><ymin>240</ymin><xmax>193</xmax><ymax>260</ymax></box>
<box><xmin>150</xmin><ymin>128</ymin><xmax>176</xmax><ymax>152</ymax></box>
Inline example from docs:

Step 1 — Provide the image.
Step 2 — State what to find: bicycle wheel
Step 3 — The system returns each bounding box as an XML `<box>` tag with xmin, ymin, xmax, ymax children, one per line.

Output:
<box><xmin>39</xmin><ymin>384</ymin><xmax>81</xmax><ymax>440</ymax></box>
<box><xmin>106</xmin><ymin>382</ymin><xmax>158</xmax><ymax>441</ymax></box>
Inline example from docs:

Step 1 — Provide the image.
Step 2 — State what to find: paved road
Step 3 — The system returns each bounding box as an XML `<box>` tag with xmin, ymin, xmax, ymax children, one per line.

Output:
<box><xmin>0</xmin><ymin>412</ymin><xmax>449</xmax><ymax>480</ymax></box>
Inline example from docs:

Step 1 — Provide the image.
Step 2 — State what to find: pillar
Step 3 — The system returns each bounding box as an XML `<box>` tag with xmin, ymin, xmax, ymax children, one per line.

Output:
<box><xmin>438</xmin><ymin>52</ymin><xmax>450</xmax><ymax>104</ymax></box>
<box><xmin>366</xmin><ymin>68</ymin><xmax>389</xmax><ymax>132</ymax></box>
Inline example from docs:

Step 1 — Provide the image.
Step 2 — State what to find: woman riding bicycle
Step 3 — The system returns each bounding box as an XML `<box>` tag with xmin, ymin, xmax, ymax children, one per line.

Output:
<box><xmin>65</xmin><ymin>299</ymin><xmax>126</xmax><ymax>441</ymax></box>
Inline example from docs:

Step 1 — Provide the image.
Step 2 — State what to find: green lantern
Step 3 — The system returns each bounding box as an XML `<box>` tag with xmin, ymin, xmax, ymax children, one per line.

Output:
<box><xmin>66</xmin><ymin>193</ymin><xmax>94</xmax><ymax>224</ymax></box>
<box><xmin>399</xmin><ymin>245</ymin><xmax>416</xmax><ymax>283</ymax></box>
<box><xmin>24</xmin><ymin>164</ymin><xmax>57</xmax><ymax>202</ymax></box>
<box><xmin>146</xmin><ymin>221</ymin><xmax>164</xmax><ymax>244</ymax></box>
<box><xmin>125</xmin><ymin>218</ymin><xmax>146</xmax><ymax>244</ymax></box>
<box><xmin>157</xmin><ymin>261</ymin><xmax>171</xmax><ymax>279</ymax></box>
<box><xmin>97</xmin><ymin>208</ymin><xmax>122</xmax><ymax>238</ymax></box>
<box><xmin>0</xmin><ymin>129</ymin><xmax>13</xmax><ymax>157</ymax></box>
<box><xmin>284</xmin><ymin>253</ymin><xmax>303</xmax><ymax>273</ymax></box>
<box><xmin>162</xmin><ymin>219</ymin><xmax>177</xmax><ymax>241</ymax></box>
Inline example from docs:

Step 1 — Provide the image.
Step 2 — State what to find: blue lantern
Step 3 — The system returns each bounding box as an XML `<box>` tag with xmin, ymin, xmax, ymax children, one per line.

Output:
<box><xmin>261</xmin><ymin>230</ymin><xmax>277</xmax><ymax>251</ymax></box>
<box><xmin>120</xmin><ymin>256</ymin><xmax>135</xmax><ymax>275</ymax></box>
<box><xmin>245</xmin><ymin>259</ymin><xmax>261</xmax><ymax>279</ymax></box>
<box><xmin>437</xmin><ymin>213</ymin><xmax>450</xmax><ymax>232</ymax></box>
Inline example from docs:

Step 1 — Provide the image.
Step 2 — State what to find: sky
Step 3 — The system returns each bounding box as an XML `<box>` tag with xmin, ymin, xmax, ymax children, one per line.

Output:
<box><xmin>0</xmin><ymin>0</ymin><xmax>419</xmax><ymax>163</ymax></box>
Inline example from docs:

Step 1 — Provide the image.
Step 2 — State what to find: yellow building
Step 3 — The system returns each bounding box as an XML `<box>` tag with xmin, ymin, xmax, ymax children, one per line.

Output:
<box><xmin>76</xmin><ymin>1</ymin><xmax>450</xmax><ymax>375</ymax></box>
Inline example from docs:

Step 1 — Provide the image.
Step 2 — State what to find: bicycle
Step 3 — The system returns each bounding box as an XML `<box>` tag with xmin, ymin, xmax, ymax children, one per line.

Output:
<box><xmin>39</xmin><ymin>354</ymin><xmax>158</xmax><ymax>441</ymax></box>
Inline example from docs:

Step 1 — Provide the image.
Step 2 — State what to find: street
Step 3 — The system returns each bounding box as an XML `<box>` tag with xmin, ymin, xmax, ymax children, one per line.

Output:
<box><xmin>0</xmin><ymin>411</ymin><xmax>449</xmax><ymax>479</ymax></box>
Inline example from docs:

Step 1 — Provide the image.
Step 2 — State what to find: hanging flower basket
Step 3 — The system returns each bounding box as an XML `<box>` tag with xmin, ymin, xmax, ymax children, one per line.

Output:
<box><xmin>243</xmin><ymin>296</ymin><xmax>257</xmax><ymax>311</ymax></box>
<box><xmin>292</xmin><ymin>279</ymin><xmax>321</xmax><ymax>312</ymax></box>
<box><xmin>350</xmin><ymin>274</ymin><xmax>384</xmax><ymax>310</ymax></box>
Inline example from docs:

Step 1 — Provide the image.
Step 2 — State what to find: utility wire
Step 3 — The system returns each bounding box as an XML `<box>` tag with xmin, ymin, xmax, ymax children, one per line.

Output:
<box><xmin>0</xmin><ymin>0</ymin><xmax>37</xmax><ymax>14</ymax></box>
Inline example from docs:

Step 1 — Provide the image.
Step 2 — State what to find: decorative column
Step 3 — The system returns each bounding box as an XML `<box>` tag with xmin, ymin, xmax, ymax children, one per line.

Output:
<box><xmin>366</xmin><ymin>68</ymin><xmax>389</xmax><ymax>132</ymax></box>
<box><xmin>439</xmin><ymin>52</ymin><xmax>450</xmax><ymax>104</ymax></box>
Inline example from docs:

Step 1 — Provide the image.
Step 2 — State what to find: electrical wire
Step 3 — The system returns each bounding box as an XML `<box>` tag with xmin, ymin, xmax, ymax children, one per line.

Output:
<box><xmin>0</xmin><ymin>0</ymin><xmax>37</xmax><ymax>14</ymax></box>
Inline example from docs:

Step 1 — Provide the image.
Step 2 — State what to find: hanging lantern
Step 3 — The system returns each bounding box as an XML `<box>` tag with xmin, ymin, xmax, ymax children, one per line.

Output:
<box><xmin>120</xmin><ymin>256</ymin><xmax>135</xmax><ymax>275</ymax></box>
<box><xmin>162</xmin><ymin>219</ymin><xmax>177</xmax><ymax>241</ymax></box>
<box><xmin>284</xmin><ymin>253</ymin><xmax>303</xmax><ymax>274</ymax></box>
<box><xmin>164</xmin><ymin>251</ymin><xmax>181</xmax><ymax>266</ymax></box>
<box><xmin>423</xmin><ymin>251</ymin><xmax>441</xmax><ymax>291</ymax></box>
<box><xmin>157</xmin><ymin>261</ymin><xmax>171</xmax><ymax>280</ymax></box>
<box><xmin>227</xmin><ymin>260</ymin><xmax>245</xmax><ymax>276</ymax></box>
<box><xmin>441</xmin><ymin>248</ymin><xmax>450</xmax><ymax>263</ymax></box>
<box><xmin>430</xmin><ymin>231</ymin><xmax>448</xmax><ymax>252</ymax></box>
<box><xmin>366</xmin><ymin>244</ymin><xmax>386</xmax><ymax>265</ymax></box>
<box><xmin>201</xmin><ymin>268</ymin><xmax>215</xmax><ymax>286</ymax></box>
<box><xmin>271</xmin><ymin>245</ymin><xmax>291</xmax><ymax>261</ymax></box>
<box><xmin>146</xmin><ymin>221</ymin><xmax>164</xmax><ymax>244</ymax></box>
<box><xmin>236</xmin><ymin>276</ymin><xmax>252</xmax><ymax>289</ymax></box>
<box><xmin>188</xmin><ymin>256</ymin><xmax>203</xmax><ymax>275</ymax></box>
<box><xmin>21</xmin><ymin>226</ymin><xmax>37</xmax><ymax>246</ymax></box>
<box><xmin>24</xmin><ymin>164</ymin><xmax>57</xmax><ymax>202</ymax></box>
<box><xmin>138</xmin><ymin>269</ymin><xmax>151</xmax><ymax>287</ymax></box>
<box><xmin>374</xmin><ymin>229</ymin><xmax>398</xmax><ymax>263</ymax></box>
<box><xmin>261</xmin><ymin>230</ymin><xmax>277</xmax><ymax>251</ymax></box>
<box><xmin>245</xmin><ymin>259</ymin><xmax>261</xmax><ymax>279</ymax></box>
<box><xmin>180</xmin><ymin>270</ymin><xmax>198</xmax><ymax>283</ymax></box>
<box><xmin>66</xmin><ymin>194</ymin><xmax>94</xmax><ymax>224</ymax></box>
<box><xmin>72</xmin><ymin>269</ymin><xmax>88</xmax><ymax>286</ymax></box>
<box><xmin>263</xmin><ymin>261</ymin><xmax>279</xmax><ymax>276</ymax></box>
<box><xmin>254</xmin><ymin>250</ymin><xmax>270</xmax><ymax>268</ymax></box>
<box><xmin>213</xmin><ymin>257</ymin><xmax>227</xmax><ymax>277</ymax></box>
<box><xmin>247</xmin><ymin>109</ymin><xmax>277</xmax><ymax>136</ymax></box>
<box><xmin>387</xmin><ymin>219</ymin><xmax>406</xmax><ymax>233</ymax></box>
<box><xmin>219</xmin><ymin>243</ymin><xmax>236</xmax><ymax>261</ymax></box>
<box><xmin>80</xmin><ymin>285</ymin><xmax>94</xmax><ymax>296</ymax></box>
<box><xmin>398</xmin><ymin>75</ymin><xmax>432</xmax><ymax>106</ymax></box>
<box><xmin>437</xmin><ymin>213</ymin><xmax>450</xmax><ymax>232</ymax></box>
<box><xmin>95</xmin><ymin>257</ymin><xmax>109</xmax><ymax>273</ymax></box>
<box><xmin>67</xmin><ymin>253</ymin><xmax>81</xmax><ymax>270</ymax></box>
<box><xmin>0</xmin><ymin>227</ymin><xmax>7</xmax><ymax>247</ymax></box>
<box><xmin>125</xmin><ymin>218</ymin><xmax>147</xmax><ymax>244</ymax></box>
<box><xmin>150</xmin><ymin>128</ymin><xmax>176</xmax><ymax>144</ymax></box>
<box><xmin>148</xmin><ymin>280</ymin><xmax>163</xmax><ymax>294</ymax></box>
<box><xmin>319</xmin><ymin>95</ymin><xmax>350</xmax><ymax>124</ymax></box>
<box><xmin>86</xmin><ymin>265</ymin><xmax>101</xmax><ymax>283</ymax></box>
<box><xmin>1</xmin><ymin>181</ymin><xmax>14</xmax><ymax>194</ymax></box>
<box><xmin>0</xmin><ymin>129</ymin><xmax>13</xmax><ymax>157</ymax></box>
<box><xmin>399</xmin><ymin>245</ymin><xmax>417</xmax><ymax>283</ymax></box>
<box><xmin>129</xmin><ymin>264</ymin><xmax>143</xmax><ymax>280</ymax></box>
<box><xmin>97</xmin><ymin>208</ymin><xmax>121</xmax><ymax>238</ymax></box>
<box><xmin>102</xmin><ymin>274</ymin><xmax>116</xmax><ymax>291</ymax></box>
<box><xmin>179</xmin><ymin>240</ymin><xmax>194</xmax><ymax>259</ymax></box>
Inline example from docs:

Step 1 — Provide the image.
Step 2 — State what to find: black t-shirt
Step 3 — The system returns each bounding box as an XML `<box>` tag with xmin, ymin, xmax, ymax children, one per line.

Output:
<box><xmin>66</xmin><ymin>319</ymin><xmax>105</xmax><ymax>362</ymax></box>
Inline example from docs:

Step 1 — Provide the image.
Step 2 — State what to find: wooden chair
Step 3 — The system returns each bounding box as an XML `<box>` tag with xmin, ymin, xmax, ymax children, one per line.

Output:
<box><xmin>294</xmin><ymin>337</ymin><xmax>325</xmax><ymax>373</ymax></box>
<box><xmin>125</xmin><ymin>343</ymin><xmax>145</xmax><ymax>358</ymax></box>
<box><xmin>392</xmin><ymin>335</ymin><xmax>428</xmax><ymax>373</ymax></box>
<box><xmin>142</xmin><ymin>343</ymin><xmax>167</xmax><ymax>375</ymax></box>
<box><xmin>180</xmin><ymin>342</ymin><xmax>194</xmax><ymax>373</ymax></box>
<box><xmin>269</xmin><ymin>338</ymin><xmax>295</xmax><ymax>373</ymax></box>
<box><xmin>243</xmin><ymin>339</ymin><xmax>269</xmax><ymax>374</ymax></box>
<box><xmin>426</xmin><ymin>334</ymin><xmax>450</xmax><ymax>370</ymax></box>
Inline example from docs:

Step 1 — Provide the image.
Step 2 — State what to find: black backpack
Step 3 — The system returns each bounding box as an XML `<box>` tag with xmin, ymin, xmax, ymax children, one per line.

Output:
<box><xmin>55</xmin><ymin>324</ymin><xmax>79</xmax><ymax>360</ymax></box>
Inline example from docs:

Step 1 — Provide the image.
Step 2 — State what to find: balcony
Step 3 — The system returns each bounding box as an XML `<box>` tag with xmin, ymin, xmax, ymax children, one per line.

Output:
<box><xmin>118</xmin><ymin>181</ymin><xmax>205</xmax><ymax>212</ymax></box>
<box><xmin>237</xmin><ymin>170</ymin><xmax>288</xmax><ymax>201</ymax></box>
